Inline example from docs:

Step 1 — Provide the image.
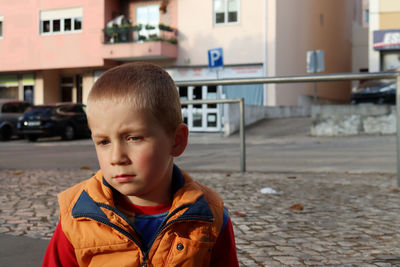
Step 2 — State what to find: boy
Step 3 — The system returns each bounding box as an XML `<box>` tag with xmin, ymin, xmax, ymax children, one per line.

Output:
<box><xmin>43</xmin><ymin>62</ymin><xmax>239</xmax><ymax>267</ymax></box>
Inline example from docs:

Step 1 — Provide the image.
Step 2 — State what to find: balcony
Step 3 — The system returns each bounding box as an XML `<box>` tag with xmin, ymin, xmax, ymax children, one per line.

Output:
<box><xmin>102</xmin><ymin>24</ymin><xmax>178</xmax><ymax>61</ymax></box>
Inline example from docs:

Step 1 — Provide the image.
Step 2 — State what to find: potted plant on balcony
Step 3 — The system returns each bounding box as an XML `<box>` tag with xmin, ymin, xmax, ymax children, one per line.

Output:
<box><xmin>105</xmin><ymin>24</ymin><xmax>119</xmax><ymax>43</ymax></box>
<box><xmin>119</xmin><ymin>23</ymin><xmax>134</xmax><ymax>42</ymax></box>
<box><xmin>158</xmin><ymin>23</ymin><xmax>173</xmax><ymax>32</ymax></box>
<box><xmin>132</xmin><ymin>24</ymin><xmax>142</xmax><ymax>31</ymax></box>
<box><xmin>167</xmin><ymin>37</ymin><xmax>177</xmax><ymax>44</ymax></box>
<box><xmin>145</xmin><ymin>24</ymin><xmax>156</xmax><ymax>30</ymax></box>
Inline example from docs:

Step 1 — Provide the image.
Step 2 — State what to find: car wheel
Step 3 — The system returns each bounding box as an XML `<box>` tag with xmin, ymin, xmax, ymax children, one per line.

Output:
<box><xmin>62</xmin><ymin>125</ymin><xmax>75</xmax><ymax>140</ymax></box>
<box><xmin>27</xmin><ymin>135</ymin><xmax>39</xmax><ymax>142</ymax></box>
<box><xmin>0</xmin><ymin>126</ymin><xmax>12</xmax><ymax>141</ymax></box>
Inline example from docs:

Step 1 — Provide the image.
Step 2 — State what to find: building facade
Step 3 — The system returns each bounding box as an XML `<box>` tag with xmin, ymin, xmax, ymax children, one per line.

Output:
<box><xmin>0</xmin><ymin>0</ymin><xmax>357</xmax><ymax>132</ymax></box>
<box><xmin>369</xmin><ymin>0</ymin><xmax>400</xmax><ymax>72</ymax></box>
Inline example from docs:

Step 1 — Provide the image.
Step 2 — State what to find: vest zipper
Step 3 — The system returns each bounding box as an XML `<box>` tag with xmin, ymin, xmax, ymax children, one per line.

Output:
<box><xmin>75</xmin><ymin>204</ymin><xmax>213</xmax><ymax>265</ymax></box>
<box><xmin>73</xmin><ymin>213</ymin><xmax>146</xmax><ymax>258</ymax></box>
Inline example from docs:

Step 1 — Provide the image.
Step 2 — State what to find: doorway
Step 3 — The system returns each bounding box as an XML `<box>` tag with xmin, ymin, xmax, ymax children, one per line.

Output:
<box><xmin>178</xmin><ymin>85</ymin><xmax>222</xmax><ymax>132</ymax></box>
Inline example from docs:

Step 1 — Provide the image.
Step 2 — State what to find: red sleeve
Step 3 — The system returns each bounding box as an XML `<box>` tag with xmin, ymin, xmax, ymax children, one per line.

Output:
<box><xmin>42</xmin><ymin>222</ymin><xmax>79</xmax><ymax>267</ymax></box>
<box><xmin>210</xmin><ymin>217</ymin><xmax>239</xmax><ymax>267</ymax></box>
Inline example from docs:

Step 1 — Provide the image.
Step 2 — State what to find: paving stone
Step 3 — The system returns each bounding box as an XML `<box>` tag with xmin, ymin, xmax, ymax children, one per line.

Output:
<box><xmin>1</xmin><ymin>170</ymin><xmax>400</xmax><ymax>266</ymax></box>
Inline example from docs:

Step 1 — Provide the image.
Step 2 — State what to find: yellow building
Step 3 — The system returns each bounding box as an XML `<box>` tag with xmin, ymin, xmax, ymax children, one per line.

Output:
<box><xmin>369</xmin><ymin>0</ymin><xmax>400</xmax><ymax>71</ymax></box>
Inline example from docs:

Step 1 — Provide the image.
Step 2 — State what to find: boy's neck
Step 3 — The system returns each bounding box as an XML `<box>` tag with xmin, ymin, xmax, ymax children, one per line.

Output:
<box><xmin>118</xmin><ymin>182</ymin><xmax>172</xmax><ymax>206</ymax></box>
<box><xmin>125</xmin><ymin>195</ymin><xmax>171</xmax><ymax>207</ymax></box>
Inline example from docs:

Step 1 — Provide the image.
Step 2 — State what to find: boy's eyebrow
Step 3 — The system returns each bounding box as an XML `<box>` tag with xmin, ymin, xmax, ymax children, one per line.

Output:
<box><xmin>91</xmin><ymin>127</ymin><xmax>149</xmax><ymax>138</ymax></box>
<box><xmin>91</xmin><ymin>132</ymin><xmax>109</xmax><ymax>138</ymax></box>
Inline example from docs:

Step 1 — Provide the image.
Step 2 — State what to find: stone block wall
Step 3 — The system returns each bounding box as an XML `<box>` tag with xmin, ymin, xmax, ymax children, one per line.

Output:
<box><xmin>311</xmin><ymin>105</ymin><xmax>396</xmax><ymax>136</ymax></box>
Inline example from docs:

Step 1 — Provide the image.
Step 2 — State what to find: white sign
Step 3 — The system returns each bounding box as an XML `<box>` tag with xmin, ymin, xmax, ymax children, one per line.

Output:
<box><xmin>307</xmin><ymin>50</ymin><xmax>325</xmax><ymax>73</ymax></box>
<box><xmin>383</xmin><ymin>32</ymin><xmax>400</xmax><ymax>45</ymax></box>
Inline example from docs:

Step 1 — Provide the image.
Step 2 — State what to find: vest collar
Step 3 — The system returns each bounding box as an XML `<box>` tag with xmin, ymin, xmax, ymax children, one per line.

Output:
<box><xmin>71</xmin><ymin>165</ymin><xmax>213</xmax><ymax>222</ymax></box>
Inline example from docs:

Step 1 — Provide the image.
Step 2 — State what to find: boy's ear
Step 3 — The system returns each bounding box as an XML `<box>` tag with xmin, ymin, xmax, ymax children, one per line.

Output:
<box><xmin>171</xmin><ymin>123</ymin><xmax>189</xmax><ymax>157</ymax></box>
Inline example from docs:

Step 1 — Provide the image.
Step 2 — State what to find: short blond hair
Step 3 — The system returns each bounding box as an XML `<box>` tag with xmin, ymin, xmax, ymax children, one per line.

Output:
<box><xmin>87</xmin><ymin>62</ymin><xmax>182</xmax><ymax>134</ymax></box>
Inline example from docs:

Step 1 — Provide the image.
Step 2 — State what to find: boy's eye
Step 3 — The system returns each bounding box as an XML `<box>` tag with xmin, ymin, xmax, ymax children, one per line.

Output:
<box><xmin>98</xmin><ymin>139</ymin><xmax>110</xmax><ymax>146</ymax></box>
<box><xmin>128</xmin><ymin>136</ymin><xmax>142</xmax><ymax>141</ymax></box>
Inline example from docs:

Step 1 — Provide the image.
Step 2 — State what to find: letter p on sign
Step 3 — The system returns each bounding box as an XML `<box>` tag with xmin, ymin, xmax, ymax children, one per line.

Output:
<box><xmin>208</xmin><ymin>48</ymin><xmax>224</xmax><ymax>68</ymax></box>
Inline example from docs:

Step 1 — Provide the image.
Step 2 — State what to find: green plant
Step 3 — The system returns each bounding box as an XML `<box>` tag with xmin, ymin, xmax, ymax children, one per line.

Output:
<box><xmin>119</xmin><ymin>24</ymin><xmax>132</xmax><ymax>29</ymax></box>
<box><xmin>149</xmin><ymin>34</ymin><xmax>162</xmax><ymax>41</ymax></box>
<box><xmin>132</xmin><ymin>24</ymin><xmax>142</xmax><ymax>31</ymax></box>
<box><xmin>145</xmin><ymin>24</ymin><xmax>156</xmax><ymax>30</ymax></box>
<box><xmin>158</xmin><ymin>23</ymin><xmax>173</xmax><ymax>32</ymax></box>
<box><xmin>167</xmin><ymin>37</ymin><xmax>177</xmax><ymax>44</ymax></box>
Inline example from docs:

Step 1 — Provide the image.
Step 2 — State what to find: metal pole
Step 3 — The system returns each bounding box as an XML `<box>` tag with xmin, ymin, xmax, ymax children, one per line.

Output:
<box><xmin>175</xmin><ymin>72</ymin><xmax>398</xmax><ymax>87</ymax></box>
<box><xmin>397</xmin><ymin>74</ymin><xmax>400</xmax><ymax>186</ymax></box>
<box><xmin>313</xmin><ymin>82</ymin><xmax>318</xmax><ymax>104</ymax></box>
<box><xmin>181</xmin><ymin>98</ymin><xmax>246</xmax><ymax>173</ymax></box>
<box><xmin>239</xmin><ymin>98</ymin><xmax>246</xmax><ymax>173</ymax></box>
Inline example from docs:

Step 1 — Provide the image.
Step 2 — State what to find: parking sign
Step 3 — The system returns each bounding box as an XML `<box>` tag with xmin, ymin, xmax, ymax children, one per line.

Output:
<box><xmin>208</xmin><ymin>48</ymin><xmax>224</xmax><ymax>68</ymax></box>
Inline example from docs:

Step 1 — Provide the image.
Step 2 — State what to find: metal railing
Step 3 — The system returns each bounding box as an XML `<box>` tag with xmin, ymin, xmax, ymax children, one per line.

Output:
<box><xmin>181</xmin><ymin>98</ymin><xmax>246</xmax><ymax>172</ymax></box>
<box><xmin>103</xmin><ymin>24</ymin><xmax>177</xmax><ymax>44</ymax></box>
<box><xmin>176</xmin><ymin>71</ymin><xmax>400</xmax><ymax>185</ymax></box>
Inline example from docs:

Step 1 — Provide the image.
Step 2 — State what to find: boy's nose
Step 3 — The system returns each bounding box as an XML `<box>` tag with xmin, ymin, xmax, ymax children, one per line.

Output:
<box><xmin>110</xmin><ymin>143</ymin><xmax>131</xmax><ymax>165</ymax></box>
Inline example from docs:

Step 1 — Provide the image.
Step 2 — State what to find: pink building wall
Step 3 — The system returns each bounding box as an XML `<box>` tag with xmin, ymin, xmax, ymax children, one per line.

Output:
<box><xmin>0</xmin><ymin>0</ymin><xmax>106</xmax><ymax>72</ymax></box>
<box><xmin>271</xmin><ymin>0</ymin><xmax>353</xmax><ymax>105</ymax></box>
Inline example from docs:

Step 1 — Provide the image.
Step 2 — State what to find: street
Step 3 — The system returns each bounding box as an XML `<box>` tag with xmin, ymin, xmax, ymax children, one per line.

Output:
<box><xmin>0</xmin><ymin>117</ymin><xmax>396</xmax><ymax>173</ymax></box>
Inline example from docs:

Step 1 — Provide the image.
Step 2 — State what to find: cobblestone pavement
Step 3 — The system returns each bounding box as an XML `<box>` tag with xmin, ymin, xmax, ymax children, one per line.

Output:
<box><xmin>1</xmin><ymin>169</ymin><xmax>400</xmax><ymax>266</ymax></box>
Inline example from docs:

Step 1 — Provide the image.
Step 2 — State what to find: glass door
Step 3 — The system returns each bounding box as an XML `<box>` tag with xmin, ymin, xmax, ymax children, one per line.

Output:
<box><xmin>178</xmin><ymin>86</ymin><xmax>222</xmax><ymax>132</ymax></box>
<box><xmin>136</xmin><ymin>5</ymin><xmax>160</xmax><ymax>41</ymax></box>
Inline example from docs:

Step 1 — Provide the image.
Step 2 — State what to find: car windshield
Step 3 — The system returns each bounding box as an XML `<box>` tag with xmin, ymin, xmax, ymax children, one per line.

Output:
<box><xmin>24</xmin><ymin>106</ymin><xmax>54</xmax><ymax>117</ymax></box>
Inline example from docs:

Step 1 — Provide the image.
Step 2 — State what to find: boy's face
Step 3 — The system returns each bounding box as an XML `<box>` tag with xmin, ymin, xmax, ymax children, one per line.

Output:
<box><xmin>87</xmin><ymin>99</ymin><xmax>177</xmax><ymax>206</ymax></box>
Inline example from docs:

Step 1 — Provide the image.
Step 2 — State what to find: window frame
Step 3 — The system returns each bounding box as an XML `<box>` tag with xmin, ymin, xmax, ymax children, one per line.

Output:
<box><xmin>40</xmin><ymin>16</ymin><xmax>82</xmax><ymax>35</ymax></box>
<box><xmin>39</xmin><ymin>7</ymin><xmax>83</xmax><ymax>35</ymax></box>
<box><xmin>213</xmin><ymin>0</ymin><xmax>240</xmax><ymax>26</ymax></box>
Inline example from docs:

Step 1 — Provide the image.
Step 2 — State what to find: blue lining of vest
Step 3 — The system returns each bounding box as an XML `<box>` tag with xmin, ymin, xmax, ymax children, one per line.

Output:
<box><xmin>180</xmin><ymin>196</ymin><xmax>213</xmax><ymax>220</ymax></box>
<box><xmin>72</xmin><ymin>190</ymin><xmax>107</xmax><ymax>219</ymax></box>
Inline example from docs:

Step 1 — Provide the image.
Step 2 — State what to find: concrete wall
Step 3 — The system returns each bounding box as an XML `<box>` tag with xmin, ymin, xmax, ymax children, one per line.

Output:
<box><xmin>311</xmin><ymin>105</ymin><xmax>396</xmax><ymax>136</ymax></box>
<box><xmin>224</xmin><ymin>104</ymin><xmax>310</xmax><ymax>136</ymax></box>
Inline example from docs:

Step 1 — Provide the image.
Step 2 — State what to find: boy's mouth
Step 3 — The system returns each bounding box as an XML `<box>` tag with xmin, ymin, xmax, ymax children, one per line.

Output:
<box><xmin>113</xmin><ymin>174</ymin><xmax>136</xmax><ymax>183</ymax></box>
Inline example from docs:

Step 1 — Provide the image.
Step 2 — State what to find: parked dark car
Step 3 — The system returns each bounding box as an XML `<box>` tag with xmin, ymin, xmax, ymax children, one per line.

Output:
<box><xmin>350</xmin><ymin>80</ymin><xmax>396</xmax><ymax>105</ymax></box>
<box><xmin>17</xmin><ymin>103</ymin><xmax>91</xmax><ymax>141</ymax></box>
<box><xmin>0</xmin><ymin>99</ymin><xmax>31</xmax><ymax>141</ymax></box>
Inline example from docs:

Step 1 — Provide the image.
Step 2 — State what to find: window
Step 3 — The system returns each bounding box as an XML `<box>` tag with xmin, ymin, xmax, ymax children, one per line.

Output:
<box><xmin>40</xmin><ymin>7</ymin><xmax>83</xmax><ymax>35</ymax></box>
<box><xmin>61</xmin><ymin>76</ymin><xmax>73</xmax><ymax>102</ymax></box>
<box><xmin>0</xmin><ymin>15</ymin><xmax>3</xmax><ymax>38</ymax></box>
<box><xmin>53</xmin><ymin>19</ymin><xmax>61</xmax><ymax>32</ymax></box>
<box><xmin>74</xmin><ymin>17</ymin><xmax>82</xmax><ymax>30</ymax></box>
<box><xmin>3</xmin><ymin>102</ymin><xmax>31</xmax><ymax>113</ymax></box>
<box><xmin>136</xmin><ymin>5</ymin><xmax>160</xmax><ymax>39</ymax></box>
<box><xmin>364</xmin><ymin>9</ymin><xmax>369</xmax><ymax>25</ymax></box>
<box><xmin>213</xmin><ymin>0</ymin><xmax>239</xmax><ymax>25</ymax></box>
<box><xmin>64</xmin><ymin>18</ymin><xmax>71</xmax><ymax>31</ymax></box>
<box><xmin>42</xmin><ymin>20</ymin><xmax>50</xmax><ymax>33</ymax></box>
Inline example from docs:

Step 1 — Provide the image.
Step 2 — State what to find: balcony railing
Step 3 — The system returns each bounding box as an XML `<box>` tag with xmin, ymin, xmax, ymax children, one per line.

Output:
<box><xmin>103</xmin><ymin>23</ymin><xmax>177</xmax><ymax>45</ymax></box>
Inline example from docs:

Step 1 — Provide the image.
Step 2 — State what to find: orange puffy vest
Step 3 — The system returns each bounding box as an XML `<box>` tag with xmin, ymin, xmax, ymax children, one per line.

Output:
<box><xmin>57</xmin><ymin>166</ymin><xmax>224</xmax><ymax>267</ymax></box>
